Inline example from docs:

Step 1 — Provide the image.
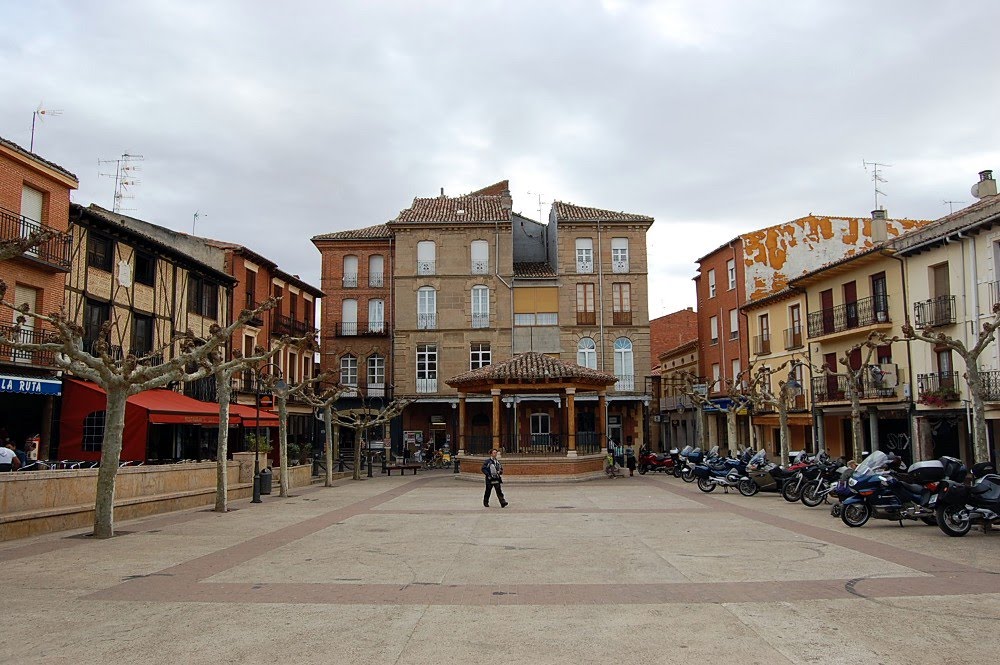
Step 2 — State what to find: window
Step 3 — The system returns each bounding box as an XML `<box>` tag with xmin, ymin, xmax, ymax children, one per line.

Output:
<box><xmin>711</xmin><ymin>363</ymin><xmax>721</xmax><ymax>390</ymax></box>
<box><xmin>732</xmin><ymin>359</ymin><xmax>741</xmax><ymax>386</ymax></box>
<box><xmin>576</xmin><ymin>283</ymin><xmax>596</xmax><ymax>325</ymax></box>
<box><xmin>787</xmin><ymin>304</ymin><xmax>803</xmax><ymax>349</ymax></box>
<box><xmin>471</xmin><ymin>343</ymin><xmax>491</xmax><ymax>370</ymax></box>
<box><xmin>417</xmin><ymin>287</ymin><xmax>437</xmax><ymax>329</ymax></box>
<box><xmin>340</xmin><ymin>354</ymin><xmax>358</xmax><ymax>387</ymax></box>
<box><xmin>273</xmin><ymin>283</ymin><xmax>283</xmax><ymax>304</ymax></box>
<box><xmin>757</xmin><ymin>313</ymin><xmax>771</xmax><ymax>355</ymax></box>
<box><xmin>613</xmin><ymin>337</ymin><xmax>634</xmax><ymax>391</ymax></box>
<box><xmin>937</xmin><ymin>349</ymin><xmax>954</xmax><ymax>389</ymax></box>
<box><xmin>709</xmin><ymin>316</ymin><xmax>718</xmax><ymax>344</ymax></box>
<box><xmin>87</xmin><ymin>233</ymin><xmax>114</xmax><ymax>272</ymax></box>
<box><xmin>871</xmin><ymin>272</ymin><xmax>888</xmax><ymax>320</ymax></box>
<box><xmin>288</xmin><ymin>351</ymin><xmax>298</xmax><ymax>384</ymax></box>
<box><xmin>187</xmin><ymin>275</ymin><xmax>219</xmax><ymax>318</ymax></box>
<box><xmin>341</xmin><ymin>299</ymin><xmax>358</xmax><ymax>336</ymax></box>
<box><xmin>289</xmin><ymin>292</ymin><xmax>298</xmax><ymax>322</ymax></box>
<box><xmin>612</xmin><ymin>283</ymin><xmax>631</xmax><ymax>325</ymax></box>
<box><xmin>530</xmin><ymin>413</ymin><xmax>551</xmax><ymax>444</ymax></box>
<box><xmin>416</xmin><ymin>344</ymin><xmax>437</xmax><ymax>393</ymax></box>
<box><xmin>244</xmin><ymin>268</ymin><xmax>257</xmax><ymax>308</ymax></box>
<box><xmin>707</xmin><ymin>269</ymin><xmax>716</xmax><ymax>298</ymax></box>
<box><xmin>577</xmin><ymin>337</ymin><xmax>597</xmax><ymax>369</ymax></box>
<box><xmin>417</xmin><ymin>241</ymin><xmax>436</xmax><ymax>275</ymax></box>
<box><xmin>729</xmin><ymin>309</ymin><xmax>739</xmax><ymax>340</ymax></box>
<box><xmin>369</xmin><ymin>254</ymin><xmax>385</xmax><ymax>287</ymax></box>
<box><xmin>343</xmin><ymin>255</ymin><xmax>358</xmax><ymax>288</ymax></box>
<box><xmin>575</xmin><ymin>238</ymin><xmax>594</xmax><ymax>273</ymax></box>
<box><xmin>471</xmin><ymin>240</ymin><xmax>489</xmax><ymax>274</ymax></box>
<box><xmin>20</xmin><ymin>185</ymin><xmax>44</xmax><ymax>256</ymax></box>
<box><xmin>82</xmin><ymin>411</ymin><xmax>106</xmax><ymax>452</ymax></box>
<box><xmin>727</xmin><ymin>259</ymin><xmax>736</xmax><ymax>290</ymax></box>
<box><xmin>471</xmin><ymin>286</ymin><xmax>489</xmax><ymax>328</ymax></box>
<box><xmin>135</xmin><ymin>252</ymin><xmax>155</xmax><ymax>286</ymax></box>
<box><xmin>368</xmin><ymin>299</ymin><xmax>385</xmax><ymax>333</ymax></box>
<box><xmin>515</xmin><ymin>312</ymin><xmax>558</xmax><ymax>326</ymax></box>
<box><xmin>131</xmin><ymin>313</ymin><xmax>154</xmax><ymax>356</ymax></box>
<box><xmin>84</xmin><ymin>298</ymin><xmax>110</xmax><ymax>350</ymax></box>
<box><xmin>367</xmin><ymin>354</ymin><xmax>385</xmax><ymax>396</ymax></box>
<box><xmin>611</xmin><ymin>238</ymin><xmax>629</xmax><ymax>273</ymax></box>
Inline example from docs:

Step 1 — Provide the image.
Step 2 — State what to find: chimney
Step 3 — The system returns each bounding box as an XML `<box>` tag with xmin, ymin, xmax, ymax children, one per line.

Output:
<box><xmin>971</xmin><ymin>169</ymin><xmax>997</xmax><ymax>199</ymax></box>
<box><xmin>871</xmin><ymin>208</ymin><xmax>888</xmax><ymax>242</ymax></box>
<box><xmin>440</xmin><ymin>187</ymin><xmax>445</xmax><ymax>197</ymax></box>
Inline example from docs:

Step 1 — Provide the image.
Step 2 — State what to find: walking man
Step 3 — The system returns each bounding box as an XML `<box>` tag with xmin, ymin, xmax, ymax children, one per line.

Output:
<box><xmin>482</xmin><ymin>448</ymin><xmax>508</xmax><ymax>508</ymax></box>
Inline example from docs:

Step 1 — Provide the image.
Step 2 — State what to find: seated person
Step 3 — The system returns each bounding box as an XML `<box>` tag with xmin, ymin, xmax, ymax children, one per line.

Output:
<box><xmin>604</xmin><ymin>452</ymin><xmax>622</xmax><ymax>478</ymax></box>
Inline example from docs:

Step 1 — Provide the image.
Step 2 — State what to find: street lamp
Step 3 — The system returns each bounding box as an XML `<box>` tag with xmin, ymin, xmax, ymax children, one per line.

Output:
<box><xmin>252</xmin><ymin>363</ymin><xmax>284</xmax><ymax>504</ymax></box>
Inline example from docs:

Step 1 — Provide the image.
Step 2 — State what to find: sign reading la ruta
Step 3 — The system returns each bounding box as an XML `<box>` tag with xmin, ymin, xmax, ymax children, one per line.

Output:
<box><xmin>0</xmin><ymin>377</ymin><xmax>62</xmax><ymax>395</ymax></box>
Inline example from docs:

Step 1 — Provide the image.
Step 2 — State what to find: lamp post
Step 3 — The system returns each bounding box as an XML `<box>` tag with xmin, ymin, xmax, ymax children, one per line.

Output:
<box><xmin>252</xmin><ymin>363</ymin><xmax>283</xmax><ymax>504</ymax></box>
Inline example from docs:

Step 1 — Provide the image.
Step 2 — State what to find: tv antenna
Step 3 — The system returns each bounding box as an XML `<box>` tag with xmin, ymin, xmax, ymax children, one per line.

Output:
<box><xmin>526</xmin><ymin>191</ymin><xmax>549</xmax><ymax>222</ymax></box>
<box><xmin>942</xmin><ymin>200</ymin><xmax>964</xmax><ymax>215</ymax></box>
<box><xmin>863</xmin><ymin>160</ymin><xmax>891</xmax><ymax>210</ymax></box>
<box><xmin>192</xmin><ymin>211</ymin><xmax>206</xmax><ymax>234</ymax></box>
<box><xmin>98</xmin><ymin>153</ymin><xmax>144</xmax><ymax>213</ymax></box>
<box><xmin>30</xmin><ymin>102</ymin><xmax>62</xmax><ymax>152</ymax></box>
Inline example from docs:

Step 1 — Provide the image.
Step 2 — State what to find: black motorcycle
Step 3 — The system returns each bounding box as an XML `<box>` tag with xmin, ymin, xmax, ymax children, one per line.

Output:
<box><xmin>935</xmin><ymin>462</ymin><xmax>1000</xmax><ymax>537</ymax></box>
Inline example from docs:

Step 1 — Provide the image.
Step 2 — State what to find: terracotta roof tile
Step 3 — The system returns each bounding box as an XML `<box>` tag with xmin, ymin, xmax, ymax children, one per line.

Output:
<box><xmin>552</xmin><ymin>201</ymin><xmax>653</xmax><ymax>223</ymax></box>
<box><xmin>447</xmin><ymin>352</ymin><xmax>617</xmax><ymax>387</ymax></box>
<box><xmin>0</xmin><ymin>134</ymin><xmax>78</xmax><ymax>183</ymax></box>
<box><xmin>392</xmin><ymin>194</ymin><xmax>508</xmax><ymax>223</ymax></box>
<box><xmin>513</xmin><ymin>262</ymin><xmax>556</xmax><ymax>278</ymax></box>
<box><xmin>469</xmin><ymin>180</ymin><xmax>510</xmax><ymax>196</ymax></box>
<box><xmin>311</xmin><ymin>224</ymin><xmax>392</xmax><ymax>241</ymax></box>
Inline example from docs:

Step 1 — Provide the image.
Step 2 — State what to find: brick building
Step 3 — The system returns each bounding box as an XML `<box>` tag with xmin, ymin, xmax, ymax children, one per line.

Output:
<box><xmin>0</xmin><ymin>136</ymin><xmax>77</xmax><ymax>458</ymax></box>
<box><xmin>649</xmin><ymin>307</ymin><xmax>698</xmax><ymax>450</ymax></box>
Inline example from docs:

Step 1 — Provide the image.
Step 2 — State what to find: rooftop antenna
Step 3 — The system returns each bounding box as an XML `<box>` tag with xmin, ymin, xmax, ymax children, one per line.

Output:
<box><xmin>862</xmin><ymin>160</ymin><xmax>891</xmax><ymax>210</ymax></box>
<box><xmin>942</xmin><ymin>200</ymin><xmax>964</xmax><ymax>215</ymax></box>
<box><xmin>527</xmin><ymin>191</ymin><xmax>549</xmax><ymax>222</ymax></box>
<box><xmin>192</xmin><ymin>211</ymin><xmax>206</xmax><ymax>234</ymax></box>
<box><xmin>30</xmin><ymin>102</ymin><xmax>62</xmax><ymax>152</ymax></box>
<box><xmin>98</xmin><ymin>153</ymin><xmax>144</xmax><ymax>213</ymax></box>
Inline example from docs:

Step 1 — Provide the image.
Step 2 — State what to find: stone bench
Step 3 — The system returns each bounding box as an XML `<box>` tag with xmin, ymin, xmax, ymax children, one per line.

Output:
<box><xmin>385</xmin><ymin>464</ymin><xmax>420</xmax><ymax>476</ymax></box>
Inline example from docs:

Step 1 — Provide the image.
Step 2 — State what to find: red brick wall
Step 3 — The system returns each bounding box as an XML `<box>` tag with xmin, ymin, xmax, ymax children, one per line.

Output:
<box><xmin>696</xmin><ymin>239</ymin><xmax>748</xmax><ymax>393</ymax></box>
<box><xmin>649</xmin><ymin>308</ymin><xmax>697</xmax><ymax>369</ymax></box>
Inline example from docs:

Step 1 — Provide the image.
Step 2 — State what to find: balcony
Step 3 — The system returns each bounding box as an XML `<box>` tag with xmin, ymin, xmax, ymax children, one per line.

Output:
<box><xmin>184</xmin><ymin>376</ymin><xmax>238</xmax><ymax>404</ymax></box>
<box><xmin>0</xmin><ymin>325</ymin><xmax>60</xmax><ymax>367</ymax></box>
<box><xmin>416</xmin><ymin>377</ymin><xmax>438</xmax><ymax>393</ymax></box>
<box><xmin>335</xmin><ymin>320</ymin><xmax>389</xmax><ymax>337</ymax></box>
<box><xmin>807</xmin><ymin>295</ymin><xmax>890</xmax><ymax>338</ymax></box>
<box><xmin>471</xmin><ymin>313</ymin><xmax>490</xmax><ymax>329</ymax></box>
<box><xmin>243</xmin><ymin>296</ymin><xmax>264</xmax><ymax>327</ymax></box>
<box><xmin>753</xmin><ymin>334</ymin><xmax>771</xmax><ymax>355</ymax></box>
<box><xmin>0</xmin><ymin>206</ymin><xmax>72</xmax><ymax>271</ymax></box>
<box><xmin>917</xmin><ymin>372</ymin><xmax>960</xmax><ymax>405</ymax></box>
<box><xmin>613</xmin><ymin>311</ymin><xmax>632</xmax><ymax>326</ymax></box>
<box><xmin>576</xmin><ymin>311</ymin><xmax>596</xmax><ymax>326</ymax></box>
<box><xmin>913</xmin><ymin>296</ymin><xmax>956</xmax><ymax>328</ymax></box>
<box><xmin>272</xmin><ymin>314</ymin><xmax>313</xmax><ymax>337</ymax></box>
<box><xmin>369</xmin><ymin>272</ymin><xmax>384</xmax><ymax>288</ymax></box>
<box><xmin>338</xmin><ymin>382</ymin><xmax>390</xmax><ymax>399</ymax></box>
<box><xmin>982</xmin><ymin>370</ymin><xmax>1000</xmax><ymax>401</ymax></box>
<box><xmin>784</xmin><ymin>327</ymin><xmax>803</xmax><ymax>350</ymax></box>
<box><xmin>342</xmin><ymin>273</ymin><xmax>358</xmax><ymax>288</ymax></box>
<box><xmin>611</xmin><ymin>259</ymin><xmax>629</xmax><ymax>274</ymax></box>
<box><xmin>417</xmin><ymin>313</ymin><xmax>437</xmax><ymax>330</ymax></box>
<box><xmin>471</xmin><ymin>260</ymin><xmax>489</xmax><ymax>275</ymax></box>
<box><xmin>417</xmin><ymin>260</ymin><xmax>435</xmax><ymax>276</ymax></box>
<box><xmin>615</xmin><ymin>374</ymin><xmax>635</xmax><ymax>391</ymax></box>
<box><xmin>810</xmin><ymin>372</ymin><xmax>898</xmax><ymax>403</ymax></box>
<box><xmin>576</xmin><ymin>260</ymin><xmax>593</xmax><ymax>274</ymax></box>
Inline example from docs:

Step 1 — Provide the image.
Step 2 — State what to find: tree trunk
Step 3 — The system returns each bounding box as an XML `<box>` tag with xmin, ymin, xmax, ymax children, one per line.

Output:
<box><xmin>277</xmin><ymin>393</ymin><xmax>289</xmax><ymax>497</ymax></box>
<box><xmin>697</xmin><ymin>406</ymin><xmax>708</xmax><ymax>449</ymax></box>
<box><xmin>94</xmin><ymin>387</ymin><xmax>128</xmax><ymax>538</ymax></box>
<box><xmin>967</xmin><ymin>363</ymin><xmax>990</xmax><ymax>463</ymax></box>
<box><xmin>726</xmin><ymin>409</ymin><xmax>738</xmax><ymax>453</ymax></box>
<box><xmin>778</xmin><ymin>391</ymin><xmax>790</xmax><ymax>467</ymax></box>
<box><xmin>353</xmin><ymin>425</ymin><xmax>363</xmax><ymax>481</ymax></box>
<box><xmin>849</xmin><ymin>374</ymin><xmax>865</xmax><ymax>463</ymax></box>
<box><xmin>323</xmin><ymin>405</ymin><xmax>334</xmax><ymax>487</ymax></box>
<box><xmin>214</xmin><ymin>372</ymin><xmax>232</xmax><ymax>513</ymax></box>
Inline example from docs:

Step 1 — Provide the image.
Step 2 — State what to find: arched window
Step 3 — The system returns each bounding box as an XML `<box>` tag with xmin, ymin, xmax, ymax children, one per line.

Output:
<box><xmin>417</xmin><ymin>287</ymin><xmax>437</xmax><ymax>329</ymax></box>
<box><xmin>471</xmin><ymin>285</ymin><xmax>489</xmax><ymax>328</ymax></box>
<box><xmin>614</xmin><ymin>337</ymin><xmax>634</xmax><ymax>391</ymax></box>
<box><xmin>343</xmin><ymin>255</ymin><xmax>358</xmax><ymax>288</ymax></box>
<box><xmin>577</xmin><ymin>337</ymin><xmax>597</xmax><ymax>369</ymax></box>
<box><xmin>82</xmin><ymin>410</ymin><xmax>106</xmax><ymax>452</ymax></box>
<box><xmin>340</xmin><ymin>354</ymin><xmax>358</xmax><ymax>387</ymax></box>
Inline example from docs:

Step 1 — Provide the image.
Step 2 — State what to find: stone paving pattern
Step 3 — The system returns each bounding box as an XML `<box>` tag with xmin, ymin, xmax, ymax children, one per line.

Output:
<box><xmin>1</xmin><ymin>471</ymin><xmax>998</xmax><ymax>664</ymax></box>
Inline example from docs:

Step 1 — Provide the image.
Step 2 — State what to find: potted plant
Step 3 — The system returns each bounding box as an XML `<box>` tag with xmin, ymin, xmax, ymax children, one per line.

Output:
<box><xmin>918</xmin><ymin>387</ymin><xmax>960</xmax><ymax>407</ymax></box>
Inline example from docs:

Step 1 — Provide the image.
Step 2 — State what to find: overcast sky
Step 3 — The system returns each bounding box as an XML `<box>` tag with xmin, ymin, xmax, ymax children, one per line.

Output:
<box><xmin>4</xmin><ymin>1</ymin><xmax>998</xmax><ymax>319</ymax></box>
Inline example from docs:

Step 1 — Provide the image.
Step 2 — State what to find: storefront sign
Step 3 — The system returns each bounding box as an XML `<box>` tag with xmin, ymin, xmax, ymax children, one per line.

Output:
<box><xmin>0</xmin><ymin>376</ymin><xmax>61</xmax><ymax>395</ymax></box>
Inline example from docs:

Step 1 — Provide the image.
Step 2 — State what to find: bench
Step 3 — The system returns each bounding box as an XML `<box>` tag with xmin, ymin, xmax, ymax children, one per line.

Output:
<box><xmin>385</xmin><ymin>463</ymin><xmax>420</xmax><ymax>476</ymax></box>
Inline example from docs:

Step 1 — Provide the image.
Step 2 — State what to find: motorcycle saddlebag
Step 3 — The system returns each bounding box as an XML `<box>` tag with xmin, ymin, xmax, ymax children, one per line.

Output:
<box><xmin>907</xmin><ymin>460</ymin><xmax>945</xmax><ymax>482</ymax></box>
<box><xmin>937</xmin><ymin>481</ymin><xmax>971</xmax><ymax>506</ymax></box>
<box><xmin>691</xmin><ymin>465</ymin><xmax>711</xmax><ymax>479</ymax></box>
<box><xmin>972</xmin><ymin>462</ymin><xmax>997</xmax><ymax>479</ymax></box>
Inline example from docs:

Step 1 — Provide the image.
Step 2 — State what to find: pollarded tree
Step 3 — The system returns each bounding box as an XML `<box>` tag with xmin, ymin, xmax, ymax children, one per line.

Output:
<box><xmin>324</xmin><ymin>388</ymin><xmax>410</xmax><ymax>481</ymax></box>
<box><xmin>0</xmin><ymin>287</ymin><xmax>276</xmax><ymax>538</ymax></box>
<box><xmin>680</xmin><ymin>371</ymin><xmax>711</xmax><ymax>450</ymax></box>
<box><xmin>294</xmin><ymin>383</ymin><xmax>349</xmax><ymax>487</ymax></box>
<box><xmin>903</xmin><ymin>304</ymin><xmax>1000</xmax><ymax>464</ymax></box>
<box><xmin>749</xmin><ymin>359</ymin><xmax>806</xmax><ymax>466</ymax></box>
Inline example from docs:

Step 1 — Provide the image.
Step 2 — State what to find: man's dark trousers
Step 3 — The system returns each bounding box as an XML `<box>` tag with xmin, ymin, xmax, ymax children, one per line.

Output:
<box><xmin>484</xmin><ymin>480</ymin><xmax>506</xmax><ymax>506</ymax></box>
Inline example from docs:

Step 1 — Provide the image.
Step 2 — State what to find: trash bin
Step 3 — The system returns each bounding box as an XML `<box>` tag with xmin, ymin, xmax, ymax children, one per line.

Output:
<box><xmin>259</xmin><ymin>468</ymin><xmax>273</xmax><ymax>495</ymax></box>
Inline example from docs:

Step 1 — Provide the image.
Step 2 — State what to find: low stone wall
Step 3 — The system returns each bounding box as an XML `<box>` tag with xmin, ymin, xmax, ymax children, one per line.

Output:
<box><xmin>0</xmin><ymin>460</ymin><xmax>315</xmax><ymax>541</ymax></box>
<box><xmin>457</xmin><ymin>454</ymin><xmax>606</xmax><ymax>482</ymax></box>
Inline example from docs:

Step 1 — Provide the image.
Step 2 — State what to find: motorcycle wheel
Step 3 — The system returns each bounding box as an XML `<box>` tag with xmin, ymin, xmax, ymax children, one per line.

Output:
<box><xmin>841</xmin><ymin>502</ymin><xmax>871</xmax><ymax>528</ymax></box>
<box><xmin>681</xmin><ymin>467</ymin><xmax>695</xmax><ymax>483</ymax></box>
<box><xmin>830</xmin><ymin>503</ymin><xmax>842</xmax><ymax>518</ymax></box>
<box><xmin>936</xmin><ymin>504</ymin><xmax>972</xmax><ymax>537</ymax></box>
<box><xmin>738</xmin><ymin>478</ymin><xmax>759</xmax><ymax>497</ymax></box>
<box><xmin>800</xmin><ymin>481</ymin><xmax>826</xmax><ymax>507</ymax></box>
<box><xmin>672</xmin><ymin>465</ymin><xmax>681</xmax><ymax>478</ymax></box>
<box><xmin>782</xmin><ymin>480</ymin><xmax>803</xmax><ymax>503</ymax></box>
<box><xmin>696</xmin><ymin>477</ymin><xmax>716</xmax><ymax>493</ymax></box>
<box><xmin>638</xmin><ymin>465</ymin><xmax>648</xmax><ymax>475</ymax></box>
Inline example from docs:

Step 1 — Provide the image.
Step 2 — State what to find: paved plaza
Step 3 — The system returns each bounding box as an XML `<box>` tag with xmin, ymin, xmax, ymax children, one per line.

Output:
<box><xmin>2</xmin><ymin>470</ymin><xmax>999</xmax><ymax>664</ymax></box>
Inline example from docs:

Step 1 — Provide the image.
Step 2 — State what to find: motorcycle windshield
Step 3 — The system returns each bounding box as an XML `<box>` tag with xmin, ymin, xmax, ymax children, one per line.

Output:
<box><xmin>855</xmin><ymin>451</ymin><xmax>889</xmax><ymax>477</ymax></box>
<box><xmin>680</xmin><ymin>445</ymin><xmax>693</xmax><ymax>456</ymax></box>
<box><xmin>709</xmin><ymin>446</ymin><xmax>719</xmax><ymax>457</ymax></box>
<box><xmin>749</xmin><ymin>450</ymin><xmax>766</xmax><ymax>467</ymax></box>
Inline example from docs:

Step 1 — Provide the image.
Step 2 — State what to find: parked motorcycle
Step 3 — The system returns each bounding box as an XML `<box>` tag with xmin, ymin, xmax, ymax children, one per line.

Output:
<box><xmin>638</xmin><ymin>448</ymin><xmax>675</xmax><ymax>475</ymax></box>
<box><xmin>935</xmin><ymin>462</ymin><xmax>1000</xmax><ymax>537</ymax></box>
<box><xmin>800</xmin><ymin>458</ymin><xmax>851</xmax><ymax>507</ymax></box>
<box><xmin>779</xmin><ymin>452</ymin><xmax>815</xmax><ymax>502</ymax></box>
<box><xmin>678</xmin><ymin>445</ymin><xmax>701</xmax><ymax>482</ymax></box>
<box><xmin>740</xmin><ymin>450</ymin><xmax>798</xmax><ymax>496</ymax></box>
<box><xmin>692</xmin><ymin>447</ymin><xmax>750</xmax><ymax>493</ymax></box>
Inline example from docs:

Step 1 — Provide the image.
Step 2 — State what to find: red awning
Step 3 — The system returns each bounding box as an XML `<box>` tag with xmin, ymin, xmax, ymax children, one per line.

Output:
<box><xmin>66</xmin><ymin>379</ymin><xmax>237</xmax><ymax>426</ymax></box>
<box><xmin>229</xmin><ymin>403</ymin><xmax>280</xmax><ymax>428</ymax></box>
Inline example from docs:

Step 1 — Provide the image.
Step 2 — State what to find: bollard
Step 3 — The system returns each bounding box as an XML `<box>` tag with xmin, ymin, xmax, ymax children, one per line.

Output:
<box><xmin>338</xmin><ymin>457</ymin><xmax>344</xmax><ymax>472</ymax></box>
<box><xmin>453</xmin><ymin>457</ymin><xmax>460</xmax><ymax>474</ymax></box>
<box><xmin>381</xmin><ymin>454</ymin><xmax>388</xmax><ymax>474</ymax></box>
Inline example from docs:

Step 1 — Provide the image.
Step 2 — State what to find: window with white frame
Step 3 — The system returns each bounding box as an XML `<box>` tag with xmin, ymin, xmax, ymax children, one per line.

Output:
<box><xmin>341</xmin><ymin>299</ymin><xmax>358</xmax><ymax>336</ymax></box>
<box><xmin>417</xmin><ymin>287</ymin><xmax>436</xmax><ymax>329</ymax></box>
<box><xmin>732</xmin><ymin>359</ymin><xmax>741</xmax><ymax>388</ymax></box>
<box><xmin>577</xmin><ymin>337</ymin><xmax>597</xmax><ymax>369</ymax></box>
<box><xmin>471</xmin><ymin>240</ymin><xmax>489</xmax><ymax>275</ymax></box>
<box><xmin>470</xmin><ymin>343</ymin><xmax>491</xmax><ymax>370</ymax></box>
<box><xmin>368</xmin><ymin>254</ymin><xmax>385</xmax><ymax>287</ymax></box>
<box><xmin>729</xmin><ymin>308</ymin><xmax>739</xmax><ymax>340</ymax></box>
<box><xmin>712</xmin><ymin>363</ymin><xmax>721</xmax><ymax>390</ymax></box>
<box><xmin>340</xmin><ymin>354</ymin><xmax>358</xmax><ymax>387</ymax></box>
<box><xmin>530</xmin><ymin>413</ymin><xmax>551</xmax><ymax>444</ymax></box>
<box><xmin>416</xmin><ymin>344</ymin><xmax>437</xmax><ymax>393</ymax></box>
<box><xmin>367</xmin><ymin>354</ymin><xmax>385</xmax><ymax>397</ymax></box>
<box><xmin>611</xmin><ymin>238</ymin><xmax>629</xmax><ymax>273</ymax></box>
<box><xmin>368</xmin><ymin>299</ymin><xmax>385</xmax><ymax>333</ymax></box>
<box><xmin>471</xmin><ymin>285</ymin><xmax>489</xmax><ymax>328</ymax></box>
<box><xmin>727</xmin><ymin>259</ymin><xmax>736</xmax><ymax>290</ymax></box>
<box><xmin>709</xmin><ymin>315</ymin><xmax>718</xmax><ymax>344</ymax></box>
<box><xmin>343</xmin><ymin>255</ymin><xmax>358</xmax><ymax>288</ymax></box>
<box><xmin>417</xmin><ymin>241</ymin><xmax>436</xmax><ymax>275</ymax></box>
<box><xmin>708</xmin><ymin>269</ymin><xmax>716</xmax><ymax>298</ymax></box>
<box><xmin>575</xmin><ymin>238</ymin><xmax>594</xmax><ymax>273</ymax></box>
<box><xmin>613</xmin><ymin>337</ymin><xmax>634</xmax><ymax>391</ymax></box>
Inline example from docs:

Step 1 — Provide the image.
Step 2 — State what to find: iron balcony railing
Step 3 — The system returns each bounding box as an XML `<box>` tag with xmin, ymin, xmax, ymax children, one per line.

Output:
<box><xmin>914</xmin><ymin>296</ymin><xmax>956</xmax><ymax>328</ymax></box>
<box><xmin>471</xmin><ymin>313</ymin><xmax>490</xmax><ymax>329</ymax></box>
<box><xmin>243</xmin><ymin>297</ymin><xmax>264</xmax><ymax>326</ymax></box>
<box><xmin>184</xmin><ymin>376</ymin><xmax>238</xmax><ymax>404</ymax></box>
<box><xmin>0</xmin><ymin>325</ymin><xmax>60</xmax><ymax>366</ymax></box>
<box><xmin>810</xmin><ymin>372</ymin><xmax>898</xmax><ymax>403</ymax></box>
<box><xmin>784</xmin><ymin>327</ymin><xmax>803</xmax><ymax>350</ymax></box>
<box><xmin>916</xmin><ymin>372</ymin><xmax>960</xmax><ymax>400</ymax></box>
<box><xmin>342</xmin><ymin>273</ymin><xmax>358</xmax><ymax>288</ymax></box>
<box><xmin>471</xmin><ymin>260</ymin><xmax>489</xmax><ymax>275</ymax></box>
<box><xmin>337</xmin><ymin>382</ymin><xmax>390</xmax><ymax>399</ymax></box>
<box><xmin>753</xmin><ymin>334</ymin><xmax>771</xmax><ymax>355</ymax></box>
<box><xmin>369</xmin><ymin>272</ymin><xmax>384</xmax><ymax>287</ymax></box>
<box><xmin>576</xmin><ymin>260</ymin><xmax>593</xmax><ymax>274</ymax></box>
<box><xmin>0</xmin><ymin>206</ymin><xmax>72</xmax><ymax>271</ymax></box>
<box><xmin>417</xmin><ymin>313</ymin><xmax>437</xmax><ymax>330</ymax></box>
<box><xmin>981</xmin><ymin>370</ymin><xmax>1000</xmax><ymax>401</ymax></box>
<box><xmin>615</xmin><ymin>374</ymin><xmax>635</xmax><ymax>391</ymax></box>
<box><xmin>807</xmin><ymin>295</ymin><xmax>890</xmax><ymax>337</ymax></box>
<box><xmin>335</xmin><ymin>320</ymin><xmax>389</xmax><ymax>336</ymax></box>
<box><xmin>272</xmin><ymin>314</ymin><xmax>313</xmax><ymax>337</ymax></box>
<box><xmin>611</xmin><ymin>259</ymin><xmax>629</xmax><ymax>273</ymax></box>
<box><xmin>416</xmin><ymin>377</ymin><xmax>438</xmax><ymax>393</ymax></box>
